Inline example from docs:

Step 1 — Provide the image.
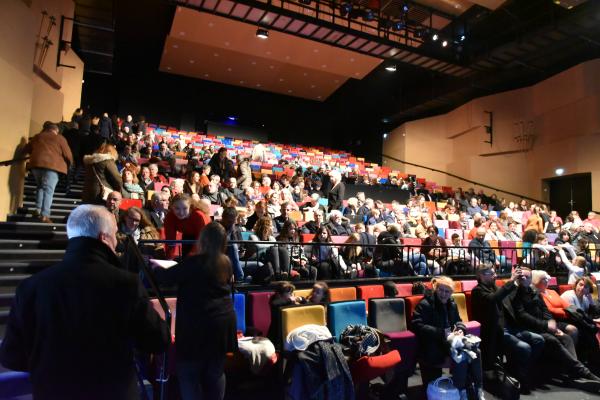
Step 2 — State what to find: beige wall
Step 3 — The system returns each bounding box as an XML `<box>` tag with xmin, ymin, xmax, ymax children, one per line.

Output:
<box><xmin>0</xmin><ymin>0</ymin><xmax>83</xmax><ymax>220</ymax></box>
<box><xmin>383</xmin><ymin>59</ymin><xmax>600</xmax><ymax>210</ymax></box>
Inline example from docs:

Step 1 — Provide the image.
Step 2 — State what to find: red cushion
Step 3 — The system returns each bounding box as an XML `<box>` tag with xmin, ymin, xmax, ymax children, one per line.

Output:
<box><xmin>350</xmin><ymin>350</ymin><xmax>401</xmax><ymax>384</ymax></box>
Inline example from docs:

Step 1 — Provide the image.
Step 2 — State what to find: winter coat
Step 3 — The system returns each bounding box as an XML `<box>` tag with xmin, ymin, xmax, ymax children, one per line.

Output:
<box><xmin>24</xmin><ymin>130</ymin><xmax>73</xmax><ymax>175</ymax></box>
<box><xmin>82</xmin><ymin>153</ymin><xmax>123</xmax><ymax>203</ymax></box>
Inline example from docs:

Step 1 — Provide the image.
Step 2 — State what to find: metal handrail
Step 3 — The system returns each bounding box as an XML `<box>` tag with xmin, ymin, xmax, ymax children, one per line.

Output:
<box><xmin>0</xmin><ymin>156</ymin><xmax>29</xmax><ymax>166</ymax></box>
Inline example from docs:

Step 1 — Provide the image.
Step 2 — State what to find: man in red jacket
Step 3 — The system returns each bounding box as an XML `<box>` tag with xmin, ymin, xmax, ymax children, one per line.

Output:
<box><xmin>23</xmin><ymin>122</ymin><xmax>73</xmax><ymax>223</ymax></box>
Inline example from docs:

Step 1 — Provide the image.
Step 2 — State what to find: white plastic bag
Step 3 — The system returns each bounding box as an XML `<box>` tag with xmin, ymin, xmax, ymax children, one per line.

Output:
<box><xmin>426</xmin><ymin>376</ymin><xmax>460</xmax><ymax>400</ymax></box>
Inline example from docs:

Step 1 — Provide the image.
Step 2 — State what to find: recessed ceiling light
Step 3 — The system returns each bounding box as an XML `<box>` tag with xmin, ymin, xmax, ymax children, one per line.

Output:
<box><xmin>172</xmin><ymin>44</ymin><xmax>179</xmax><ymax>49</ymax></box>
<box><xmin>227</xmin><ymin>67</ymin><xmax>232</xmax><ymax>72</ymax></box>
<box><xmin>204</xmin><ymin>73</ymin><xmax>209</xmax><ymax>77</ymax></box>
<box><xmin>354</xmin><ymin>72</ymin><xmax>360</xmax><ymax>76</ymax></box>
<box><xmin>285</xmin><ymin>55</ymin><xmax>291</xmax><ymax>60</ymax></box>
<box><xmin>256</xmin><ymin>83</ymin><xmax>261</xmax><ymax>87</ymax></box>
<box><xmin>266</xmin><ymin>51</ymin><xmax>272</xmax><ymax>55</ymax></box>
<box><xmin>166</xmin><ymin>66</ymin><xmax>171</xmax><ymax>70</ymax></box>
<box><xmin>251</xmin><ymin>61</ymin><xmax>256</xmax><ymax>65</ymax></box>
<box><xmin>224</xmin><ymin>41</ymin><xmax>230</xmax><ymax>46</ymax></box>
<box><xmin>279</xmin><ymin>78</ymin><xmax>284</xmax><ymax>82</ymax></box>
<box><xmin>189</xmin><ymin>60</ymin><xmax>195</xmax><ymax>64</ymax></box>
<box><xmin>288</xmin><ymin>89</ymin><xmax>293</xmax><ymax>93</ymax></box>
<box><xmin>303</xmin><ymin>72</ymin><xmax>308</xmax><ymax>76</ymax></box>
<box><xmin>442</xmin><ymin>40</ymin><xmax>448</xmax><ymax>47</ymax></box>
<box><xmin>240</xmin><ymin>80</ymin><xmax>245</xmax><ymax>84</ymax></box>
<box><xmin>310</xmin><ymin>84</ymin><xmax>316</xmax><ymax>88</ymax></box>
<box><xmin>208</xmin><ymin>22</ymin><xmax>214</xmax><ymax>27</ymax></box>
<box><xmin>269</xmin><ymin>65</ymin><xmax>275</xmax><ymax>69</ymax></box>
<box><xmin>214</xmin><ymin>53</ymin><xmax>219</xmax><ymax>57</ymax></box>
<box><xmin>256</xmin><ymin>28</ymin><xmax>269</xmax><ymax>39</ymax></box>
<box><xmin>350</xmin><ymin>58</ymin><xmax>355</xmax><ymax>62</ymax></box>
<box><xmin>555</xmin><ymin>168</ymin><xmax>565</xmax><ymax>175</ymax></box>
<box><xmin>317</xmin><ymin>96</ymin><xmax>322</xmax><ymax>99</ymax></box>
<box><xmin>313</xmin><ymin>49</ymin><xmax>319</xmax><ymax>53</ymax></box>
<box><xmin>179</xmin><ymin>31</ymin><xmax>185</xmax><ymax>36</ymax></box>
<box><xmin>334</xmin><ymin>79</ymin><xmax>339</xmax><ymax>83</ymax></box>
<box><xmin>321</xmin><ymin>64</ymin><xmax>327</xmax><ymax>68</ymax></box>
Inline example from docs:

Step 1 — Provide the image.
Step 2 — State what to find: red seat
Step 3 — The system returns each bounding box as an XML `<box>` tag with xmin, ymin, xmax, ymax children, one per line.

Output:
<box><xmin>247</xmin><ymin>291</ymin><xmax>274</xmax><ymax>336</ymax></box>
<box><xmin>404</xmin><ymin>295</ymin><xmax>424</xmax><ymax>330</ymax></box>
<box><xmin>461</xmin><ymin>280</ymin><xmax>478</xmax><ymax>292</ymax></box>
<box><xmin>350</xmin><ymin>350</ymin><xmax>401</xmax><ymax>384</ymax></box>
<box><xmin>395</xmin><ymin>283</ymin><xmax>414</xmax><ymax>297</ymax></box>
<box><xmin>301</xmin><ymin>233</ymin><xmax>315</xmax><ymax>243</ymax></box>
<box><xmin>558</xmin><ymin>284</ymin><xmax>571</xmax><ymax>295</ymax></box>
<box><xmin>356</xmin><ymin>285</ymin><xmax>384</xmax><ymax>312</ymax></box>
<box><xmin>119</xmin><ymin>198</ymin><xmax>142</xmax><ymax>210</ymax></box>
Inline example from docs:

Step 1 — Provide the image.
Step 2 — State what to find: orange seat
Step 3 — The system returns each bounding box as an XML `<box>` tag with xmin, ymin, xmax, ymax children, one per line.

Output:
<box><xmin>330</xmin><ymin>287</ymin><xmax>357</xmax><ymax>302</ymax></box>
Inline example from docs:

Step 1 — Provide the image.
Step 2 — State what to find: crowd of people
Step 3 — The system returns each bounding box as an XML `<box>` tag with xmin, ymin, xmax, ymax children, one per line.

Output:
<box><xmin>7</xmin><ymin>110</ymin><xmax>600</xmax><ymax>400</ymax></box>
<box><xmin>22</xmin><ymin>110</ymin><xmax>600</xmax><ymax>285</ymax></box>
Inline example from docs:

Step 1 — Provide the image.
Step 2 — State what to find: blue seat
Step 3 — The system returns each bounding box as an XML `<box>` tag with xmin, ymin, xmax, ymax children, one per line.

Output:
<box><xmin>234</xmin><ymin>293</ymin><xmax>246</xmax><ymax>334</ymax></box>
<box><xmin>327</xmin><ymin>300</ymin><xmax>367</xmax><ymax>342</ymax></box>
<box><xmin>240</xmin><ymin>231</ymin><xmax>253</xmax><ymax>240</ymax></box>
<box><xmin>0</xmin><ymin>371</ymin><xmax>31</xmax><ymax>398</ymax></box>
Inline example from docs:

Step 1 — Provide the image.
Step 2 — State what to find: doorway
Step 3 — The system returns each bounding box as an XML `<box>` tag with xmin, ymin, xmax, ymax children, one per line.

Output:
<box><xmin>543</xmin><ymin>173</ymin><xmax>592</xmax><ymax>219</ymax></box>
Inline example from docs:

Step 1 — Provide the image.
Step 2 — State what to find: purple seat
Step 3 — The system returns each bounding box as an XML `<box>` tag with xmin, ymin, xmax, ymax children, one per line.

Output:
<box><xmin>247</xmin><ymin>291</ymin><xmax>274</xmax><ymax>336</ymax></box>
<box><xmin>499</xmin><ymin>240</ymin><xmax>518</xmax><ymax>266</ymax></box>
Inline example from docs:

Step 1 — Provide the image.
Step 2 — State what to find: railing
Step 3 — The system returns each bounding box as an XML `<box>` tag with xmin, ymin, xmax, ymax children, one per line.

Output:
<box><xmin>0</xmin><ymin>157</ymin><xmax>29</xmax><ymax>167</ymax></box>
<box><xmin>124</xmin><ymin>235</ymin><xmax>171</xmax><ymax>400</ymax></box>
<box><xmin>137</xmin><ymin>238</ymin><xmax>584</xmax><ymax>283</ymax></box>
<box><xmin>381</xmin><ymin>153</ymin><xmax>549</xmax><ymax>205</ymax></box>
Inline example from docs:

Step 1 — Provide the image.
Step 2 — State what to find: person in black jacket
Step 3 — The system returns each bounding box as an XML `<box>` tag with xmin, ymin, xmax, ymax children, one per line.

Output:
<box><xmin>506</xmin><ymin>267</ymin><xmax>600</xmax><ymax>392</ymax></box>
<box><xmin>208</xmin><ymin>147</ymin><xmax>235</xmax><ymax>180</ymax></box>
<box><xmin>412</xmin><ymin>276</ymin><xmax>484</xmax><ymax>399</ymax></box>
<box><xmin>153</xmin><ymin>222</ymin><xmax>237</xmax><ymax>400</ymax></box>
<box><xmin>471</xmin><ymin>264</ymin><xmax>542</xmax><ymax>393</ymax></box>
<box><xmin>0</xmin><ymin>205</ymin><xmax>169</xmax><ymax>400</ymax></box>
<box><xmin>327</xmin><ymin>169</ymin><xmax>345</xmax><ymax>212</ymax></box>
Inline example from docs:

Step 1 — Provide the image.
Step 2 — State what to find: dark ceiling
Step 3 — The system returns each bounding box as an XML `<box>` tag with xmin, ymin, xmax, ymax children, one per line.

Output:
<box><xmin>74</xmin><ymin>0</ymin><xmax>600</xmax><ymax>162</ymax></box>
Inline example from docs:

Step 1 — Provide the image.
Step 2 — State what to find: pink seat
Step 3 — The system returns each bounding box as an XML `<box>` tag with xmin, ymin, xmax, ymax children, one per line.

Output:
<box><xmin>331</xmin><ymin>235</ymin><xmax>348</xmax><ymax>244</ymax></box>
<box><xmin>461</xmin><ymin>280</ymin><xmax>478</xmax><ymax>292</ymax></box>
<box><xmin>247</xmin><ymin>291</ymin><xmax>274</xmax><ymax>336</ymax></box>
<box><xmin>395</xmin><ymin>283</ymin><xmax>414</xmax><ymax>297</ymax></box>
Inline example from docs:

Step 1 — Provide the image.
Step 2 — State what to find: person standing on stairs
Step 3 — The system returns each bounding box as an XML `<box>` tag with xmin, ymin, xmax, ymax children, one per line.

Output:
<box><xmin>23</xmin><ymin>122</ymin><xmax>73</xmax><ymax>223</ymax></box>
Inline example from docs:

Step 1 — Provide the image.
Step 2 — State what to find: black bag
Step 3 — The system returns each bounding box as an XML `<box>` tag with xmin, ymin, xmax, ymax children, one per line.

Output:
<box><xmin>483</xmin><ymin>364</ymin><xmax>520</xmax><ymax>400</ymax></box>
<box><xmin>565</xmin><ymin>306</ymin><xmax>598</xmax><ymax>334</ymax></box>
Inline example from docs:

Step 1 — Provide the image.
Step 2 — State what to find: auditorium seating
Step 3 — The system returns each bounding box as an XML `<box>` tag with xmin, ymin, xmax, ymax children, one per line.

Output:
<box><xmin>327</xmin><ymin>300</ymin><xmax>367</xmax><ymax>341</ymax></box>
<box><xmin>280</xmin><ymin>304</ymin><xmax>326</xmax><ymax>347</ymax></box>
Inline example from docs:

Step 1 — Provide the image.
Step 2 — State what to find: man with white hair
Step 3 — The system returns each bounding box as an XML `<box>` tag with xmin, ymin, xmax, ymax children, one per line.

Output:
<box><xmin>327</xmin><ymin>169</ymin><xmax>345</xmax><ymax>212</ymax></box>
<box><xmin>324</xmin><ymin>210</ymin><xmax>353</xmax><ymax>236</ymax></box>
<box><xmin>0</xmin><ymin>205</ymin><xmax>169</xmax><ymax>399</ymax></box>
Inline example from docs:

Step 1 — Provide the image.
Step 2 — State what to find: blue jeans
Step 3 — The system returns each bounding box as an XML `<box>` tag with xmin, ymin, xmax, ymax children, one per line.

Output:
<box><xmin>503</xmin><ymin>328</ymin><xmax>545</xmax><ymax>379</ymax></box>
<box><xmin>32</xmin><ymin>168</ymin><xmax>59</xmax><ymax>217</ymax></box>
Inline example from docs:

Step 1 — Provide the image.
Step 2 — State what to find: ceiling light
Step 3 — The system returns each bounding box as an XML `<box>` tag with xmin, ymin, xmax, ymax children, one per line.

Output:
<box><xmin>228</xmin><ymin>116</ymin><xmax>237</xmax><ymax>121</ymax></box>
<box><xmin>432</xmin><ymin>33</ymin><xmax>438</xmax><ymax>41</ymax></box>
<box><xmin>256</xmin><ymin>28</ymin><xmax>269</xmax><ymax>39</ymax></box>
<box><xmin>392</xmin><ymin>20</ymin><xmax>405</xmax><ymax>31</ymax></box>
<box><xmin>363</xmin><ymin>9</ymin><xmax>375</xmax><ymax>21</ymax></box>
<box><xmin>383</xmin><ymin>133</ymin><xmax>388</xmax><ymax>139</ymax></box>
<box><xmin>442</xmin><ymin>40</ymin><xmax>448</xmax><ymax>47</ymax></box>
<box><xmin>385</xmin><ymin>65</ymin><xmax>397</xmax><ymax>72</ymax></box>
<box><xmin>460</xmin><ymin>35</ymin><xmax>466</xmax><ymax>41</ymax></box>
<box><xmin>381</xmin><ymin>118</ymin><xmax>390</xmax><ymax>123</ymax></box>
<box><xmin>402</xmin><ymin>3</ymin><xmax>409</xmax><ymax>12</ymax></box>
<box><xmin>555</xmin><ymin>168</ymin><xmax>565</xmax><ymax>176</ymax></box>
<box><xmin>340</xmin><ymin>2</ymin><xmax>352</xmax><ymax>16</ymax></box>
<box><xmin>81</xmin><ymin>79</ymin><xmax>85</xmax><ymax>83</ymax></box>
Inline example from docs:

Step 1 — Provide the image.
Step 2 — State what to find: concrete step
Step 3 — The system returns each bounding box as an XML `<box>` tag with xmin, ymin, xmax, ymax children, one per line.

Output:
<box><xmin>0</xmin><ymin>221</ymin><xmax>66</xmax><ymax>233</ymax></box>
<box><xmin>0</xmin><ymin>249</ymin><xmax>64</xmax><ymax>261</ymax></box>
<box><xmin>0</xmin><ymin>230</ymin><xmax>67</xmax><ymax>240</ymax></box>
<box><xmin>0</xmin><ymin>274</ymin><xmax>32</xmax><ymax>287</ymax></box>
<box><xmin>17</xmin><ymin>207</ymin><xmax>72</xmax><ymax>217</ymax></box>
<box><xmin>0</xmin><ymin>239</ymin><xmax>68</xmax><ymax>250</ymax></box>
<box><xmin>7</xmin><ymin>215</ymin><xmax>69</xmax><ymax>223</ymax></box>
<box><xmin>0</xmin><ymin>261</ymin><xmax>55</xmax><ymax>274</ymax></box>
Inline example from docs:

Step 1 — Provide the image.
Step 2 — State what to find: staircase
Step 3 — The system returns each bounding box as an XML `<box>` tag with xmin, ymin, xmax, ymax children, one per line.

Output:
<box><xmin>0</xmin><ymin>174</ymin><xmax>83</xmax><ymax>337</ymax></box>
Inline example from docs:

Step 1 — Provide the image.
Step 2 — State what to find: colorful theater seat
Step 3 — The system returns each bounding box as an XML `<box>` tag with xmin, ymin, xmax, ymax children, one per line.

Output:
<box><xmin>280</xmin><ymin>304</ymin><xmax>326</xmax><ymax>347</ymax></box>
<box><xmin>356</xmin><ymin>285</ymin><xmax>384</xmax><ymax>312</ymax></box>
<box><xmin>247</xmin><ymin>291</ymin><xmax>274</xmax><ymax>336</ymax></box>
<box><xmin>327</xmin><ymin>300</ymin><xmax>367</xmax><ymax>341</ymax></box>
<box><xmin>234</xmin><ymin>293</ymin><xmax>246</xmax><ymax>334</ymax></box>
<box><xmin>330</xmin><ymin>286</ymin><xmax>357</xmax><ymax>302</ymax></box>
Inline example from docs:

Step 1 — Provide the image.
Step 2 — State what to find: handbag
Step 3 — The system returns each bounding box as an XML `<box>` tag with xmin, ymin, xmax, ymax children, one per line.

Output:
<box><xmin>426</xmin><ymin>376</ymin><xmax>460</xmax><ymax>400</ymax></box>
<box><xmin>92</xmin><ymin>165</ymin><xmax>113</xmax><ymax>200</ymax></box>
<box><xmin>483</xmin><ymin>363</ymin><xmax>520</xmax><ymax>400</ymax></box>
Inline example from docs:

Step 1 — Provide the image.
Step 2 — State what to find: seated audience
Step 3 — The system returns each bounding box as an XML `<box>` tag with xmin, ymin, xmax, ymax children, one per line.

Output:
<box><xmin>420</xmin><ymin>226</ymin><xmax>446</xmax><ymax>275</ymax></box>
<box><xmin>121</xmin><ymin>167</ymin><xmax>145</xmax><ymax>202</ymax></box>
<box><xmin>307</xmin><ymin>281</ymin><xmax>330</xmax><ymax>304</ymax></box>
<box><xmin>324</xmin><ymin>210</ymin><xmax>353</xmax><ymax>236</ymax></box>
<box><xmin>277</xmin><ymin>220</ymin><xmax>316</xmax><ymax>280</ymax></box>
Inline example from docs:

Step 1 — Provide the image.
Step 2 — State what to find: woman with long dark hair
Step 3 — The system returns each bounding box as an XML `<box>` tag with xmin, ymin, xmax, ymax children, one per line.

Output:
<box><xmin>153</xmin><ymin>222</ymin><xmax>237</xmax><ymax>400</ymax></box>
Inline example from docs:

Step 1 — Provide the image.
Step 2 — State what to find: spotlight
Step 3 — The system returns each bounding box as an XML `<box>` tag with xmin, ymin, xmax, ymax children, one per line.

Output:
<box><xmin>227</xmin><ymin>116</ymin><xmax>238</xmax><ymax>121</ymax></box>
<box><xmin>340</xmin><ymin>2</ymin><xmax>352</xmax><ymax>16</ymax></box>
<box><xmin>385</xmin><ymin>65</ymin><xmax>397</xmax><ymax>72</ymax></box>
<box><xmin>383</xmin><ymin>133</ymin><xmax>388</xmax><ymax>139</ymax></box>
<box><xmin>391</xmin><ymin>20</ymin><xmax>405</xmax><ymax>31</ymax></box>
<box><xmin>432</xmin><ymin>33</ymin><xmax>438</xmax><ymax>41</ymax></box>
<box><xmin>442</xmin><ymin>40</ymin><xmax>448</xmax><ymax>47</ymax></box>
<box><xmin>256</xmin><ymin>28</ymin><xmax>269</xmax><ymax>39</ymax></box>
<box><xmin>460</xmin><ymin>34</ymin><xmax>466</xmax><ymax>41</ymax></box>
<box><xmin>402</xmin><ymin>3</ymin><xmax>409</xmax><ymax>12</ymax></box>
<box><xmin>555</xmin><ymin>168</ymin><xmax>565</xmax><ymax>176</ymax></box>
<box><xmin>363</xmin><ymin>8</ymin><xmax>375</xmax><ymax>21</ymax></box>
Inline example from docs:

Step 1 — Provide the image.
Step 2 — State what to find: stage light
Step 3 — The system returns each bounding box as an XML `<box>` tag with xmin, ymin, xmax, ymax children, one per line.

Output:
<box><xmin>383</xmin><ymin>133</ymin><xmax>389</xmax><ymax>139</ymax></box>
<box><xmin>442</xmin><ymin>40</ymin><xmax>448</xmax><ymax>47</ymax></box>
<box><xmin>256</xmin><ymin>28</ymin><xmax>269</xmax><ymax>39</ymax></box>
<box><xmin>385</xmin><ymin>65</ymin><xmax>397</xmax><ymax>72</ymax></box>
<box><xmin>402</xmin><ymin>3</ymin><xmax>409</xmax><ymax>12</ymax></box>
<box><xmin>432</xmin><ymin>33</ymin><xmax>438</xmax><ymax>41</ymax></box>
<box><xmin>460</xmin><ymin>35</ymin><xmax>466</xmax><ymax>41</ymax></box>
<box><xmin>340</xmin><ymin>2</ymin><xmax>352</xmax><ymax>16</ymax></box>
<box><xmin>392</xmin><ymin>20</ymin><xmax>405</xmax><ymax>31</ymax></box>
<box><xmin>555</xmin><ymin>168</ymin><xmax>565</xmax><ymax>176</ymax></box>
<box><xmin>363</xmin><ymin>8</ymin><xmax>375</xmax><ymax>21</ymax></box>
<box><xmin>381</xmin><ymin>118</ymin><xmax>390</xmax><ymax>123</ymax></box>
<box><xmin>227</xmin><ymin>116</ymin><xmax>238</xmax><ymax>121</ymax></box>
